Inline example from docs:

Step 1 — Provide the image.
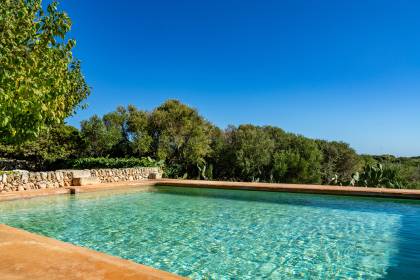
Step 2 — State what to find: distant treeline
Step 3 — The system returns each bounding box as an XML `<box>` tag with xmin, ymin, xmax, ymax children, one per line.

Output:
<box><xmin>1</xmin><ymin>100</ymin><xmax>419</xmax><ymax>189</ymax></box>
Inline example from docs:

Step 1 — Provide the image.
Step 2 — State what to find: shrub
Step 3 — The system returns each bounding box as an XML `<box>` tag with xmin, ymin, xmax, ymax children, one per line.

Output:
<box><xmin>332</xmin><ymin>163</ymin><xmax>404</xmax><ymax>188</ymax></box>
<box><xmin>67</xmin><ymin>157</ymin><xmax>164</xmax><ymax>169</ymax></box>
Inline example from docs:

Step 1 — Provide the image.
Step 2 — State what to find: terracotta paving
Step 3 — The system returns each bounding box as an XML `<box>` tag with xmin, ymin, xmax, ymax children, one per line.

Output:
<box><xmin>0</xmin><ymin>224</ymin><xmax>185</xmax><ymax>280</ymax></box>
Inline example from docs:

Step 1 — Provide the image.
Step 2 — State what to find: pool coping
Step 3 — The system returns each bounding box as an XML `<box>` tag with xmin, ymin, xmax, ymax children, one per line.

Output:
<box><xmin>1</xmin><ymin>178</ymin><xmax>420</xmax><ymax>279</ymax></box>
<box><xmin>0</xmin><ymin>224</ymin><xmax>185</xmax><ymax>280</ymax></box>
<box><xmin>156</xmin><ymin>179</ymin><xmax>420</xmax><ymax>200</ymax></box>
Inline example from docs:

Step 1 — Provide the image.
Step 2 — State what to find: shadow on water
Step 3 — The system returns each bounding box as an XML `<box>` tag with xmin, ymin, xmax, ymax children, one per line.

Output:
<box><xmin>384</xmin><ymin>212</ymin><xmax>420</xmax><ymax>280</ymax></box>
<box><xmin>154</xmin><ymin>185</ymin><xmax>420</xmax><ymax>215</ymax></box>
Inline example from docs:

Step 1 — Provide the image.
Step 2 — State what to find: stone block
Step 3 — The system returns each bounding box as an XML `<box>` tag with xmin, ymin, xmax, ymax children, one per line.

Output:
<box><xmin>72</xmin><ymin>177</ymin><xmax>100</xmax><ymax>186</ymax></box>
<box><xmin>71</xmin><ymin>170</ymin><xmax>92</xmax><ymax>179</ymax></box>
<box><xmin>57</xmin><ymin>169</ymin><xmax>91</xmax><ymax>179</ymax></box>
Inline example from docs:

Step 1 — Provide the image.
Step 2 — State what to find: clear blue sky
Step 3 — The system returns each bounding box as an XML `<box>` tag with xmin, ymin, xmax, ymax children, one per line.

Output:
<box><xmin>59</xmin><ymin>0</ymin><xmax>420</xmax><ymax>156</ymax></box>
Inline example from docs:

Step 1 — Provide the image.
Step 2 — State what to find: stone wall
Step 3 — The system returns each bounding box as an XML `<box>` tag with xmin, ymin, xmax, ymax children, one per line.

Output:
<box><xmin>0</xmin><ymin>167</ymin><xmax>162</xmax><ymax>193</ymax></box>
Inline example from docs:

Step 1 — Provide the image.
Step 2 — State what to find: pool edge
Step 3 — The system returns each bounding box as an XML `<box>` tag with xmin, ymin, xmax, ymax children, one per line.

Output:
<box><xmin>157</xmin><ymin>179</ymin><xmax>420</xmax><ymax>200</ymax></box>
<box><xmin>0</xmin><ymin>224</ymin><xmax>186</xmax><ymax>280</ymax></box>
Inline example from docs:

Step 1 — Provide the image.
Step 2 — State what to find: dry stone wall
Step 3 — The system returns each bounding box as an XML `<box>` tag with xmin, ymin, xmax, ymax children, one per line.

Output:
<box><xmin>0</xmin><ymin>167</ymin><xmax>162</xmax><ymax>193</ymax></box>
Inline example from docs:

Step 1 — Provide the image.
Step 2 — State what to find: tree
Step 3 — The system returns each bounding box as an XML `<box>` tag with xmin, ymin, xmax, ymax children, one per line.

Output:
<box><xmin>316</xmin><ymin>140</ymin><xmax>361</xmax><ymax>184</ymax></box>
<box><xmin>0</xmin><ymin>0</ymin><xmax>89</xmax><ymax>143</ymax></box>
<box><xmin>227</xmin><ymin>125</ymin><xmax>275</xmax><ymax>181</ymax></box>
<box><xmin>80</xmin><ymin>115</ymin><xmax>121</xmax><ymax>157</ymax></box>
<box><xmin>0</xmin><ymin>124</ymin><xmax>83</xmax><ymax>170</ymax></box>
<box><xmin>126</xmin><ymin>105</ymin><xmax>152</xmax><ymax>156</ymax></box>
<box><xmin>102</xmin><ymin>106</ymin><xmax>131</xmax><ymax>157</ymax></box>
<box><xmin>149</xmin><ymin>100</ymin><xmax>213</xmax><ymax>178</ymax></box>
<box><xmin>205</xmin><ymin>126</ymin><xmax>225</xmax><ymax>180</ymax></box>
<box><xmin>272</xmin><ymin>135</ymin><xmax>323</xmax><ymax>184</ymax></box>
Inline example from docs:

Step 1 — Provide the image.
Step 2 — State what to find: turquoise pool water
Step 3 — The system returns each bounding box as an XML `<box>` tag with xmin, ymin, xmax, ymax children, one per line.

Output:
<box><xmin>0</xmin><ymin>186</ymin><xmax>419</xmax><ymax>279</ymax></box>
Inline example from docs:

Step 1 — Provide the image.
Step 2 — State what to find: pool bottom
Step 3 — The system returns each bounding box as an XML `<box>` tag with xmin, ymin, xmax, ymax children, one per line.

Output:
<box><xmin>0</xmin><ymin>186</ymin><xmax>419</xmax><ymax>279</ymax></box>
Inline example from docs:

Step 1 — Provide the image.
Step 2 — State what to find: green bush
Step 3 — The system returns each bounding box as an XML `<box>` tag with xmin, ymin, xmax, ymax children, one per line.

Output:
<box><xmin>68</xmin><ymin>157</ymin><xmax>164</xmax><ymax>169</ymax></box>
<box><xmin>357</xmin><ymin>163</ymin><xmax>403</xmax><ymax>188</ymax></box>
<box><xmin>331</xmin><ymin>163</ymin><xmax>404</xmax><ymax>188</ymax></box>
<box><xmin>0</xmin><ymin>170</ymin><xmax>16</xmax><ymax>175</ymax></box>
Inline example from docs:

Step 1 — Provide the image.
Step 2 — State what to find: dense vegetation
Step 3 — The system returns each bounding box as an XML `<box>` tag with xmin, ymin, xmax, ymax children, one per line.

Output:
<box><xmin>1</xmin><ymin>100</ymin><xmax>419</xmax><ymax>189</ymax></box>
<box><xmin>66</xmin><ymin>157</ymin><xmax>164</xmax><ymax>169</ymax></box>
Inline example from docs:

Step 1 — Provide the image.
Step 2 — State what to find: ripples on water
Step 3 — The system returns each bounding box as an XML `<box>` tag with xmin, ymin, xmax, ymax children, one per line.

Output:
<box><xmin>0</xmin><ymin>186</ymin><xmax>419</xmax><ymax>279</ymax></box>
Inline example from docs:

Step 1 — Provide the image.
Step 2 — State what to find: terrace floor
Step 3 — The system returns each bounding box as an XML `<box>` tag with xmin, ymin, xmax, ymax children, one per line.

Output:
<box><xmin>0</xmin><ymin>224</ymin><xmax>184</xmax><ymax>280</ymax></box>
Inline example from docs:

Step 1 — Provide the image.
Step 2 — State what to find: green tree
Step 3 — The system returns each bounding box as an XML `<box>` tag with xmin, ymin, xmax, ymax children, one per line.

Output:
<box><xmin>272</xmin><ymin>135</ymin><xmax>323</xmax><ymax>184</ymax></box>
<box><xmin>227</xmin><ymin>125</ymin><xmax>275</xmax><ymax>181</ymax></box>
<box><xmin>0</xmin><ymin>124</ymin><xmax>83</xmax><ymax>169</ymax></box>
<box><xmin>126</xmin><ymin>105</ymin><xmax>152</xmax><ymax>156</ymax></box>
<box><xmin>102</xmin><ymin>106</ymin><xmax>131</xmax><ymax>157</ymax></box>
<box><xmin>204</xmin><ymin>126</ymin><xmax>225</xmax><ymax>180</ymax></box>
<box><xmin>80</xmin><ymin>115</ymin><xmax>121</xmax><ymax>157</ymax></box>
<box><xmin>0</xmin><ymin>0</ymin><xmax>89</xmax><ymax>143</ymax></box>
<box><xmin>316</xmin><ymin>140</ymin><xmax>361</xmax><ymax>184</ymax></box>
<box><xmin>149</xmin><ymin>100</ymin><xmax>213</xmax><ymax>178</ymax></box>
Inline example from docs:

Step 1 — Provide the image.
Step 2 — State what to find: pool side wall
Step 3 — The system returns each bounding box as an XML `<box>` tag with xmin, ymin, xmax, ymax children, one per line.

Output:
<box><xmin>157</xmin><ymin>179</ymin><xmax>420</xmax><ymax>200</ymax></box>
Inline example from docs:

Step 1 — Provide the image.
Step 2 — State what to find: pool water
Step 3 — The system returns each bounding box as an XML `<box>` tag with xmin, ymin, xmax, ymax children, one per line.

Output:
<box><xmin>0</xmin><ymin>186</ymin><xmax>419</xmax><ymax>279</ymax></box>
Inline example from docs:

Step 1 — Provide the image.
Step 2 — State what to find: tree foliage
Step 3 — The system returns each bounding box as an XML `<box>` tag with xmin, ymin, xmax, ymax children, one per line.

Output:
<box><xmin>0</xmin><ymin>0</ymin><xmax>89</xmax><ymax>143</ymax></box>
<box><xmin>1</xmin><ymin>98</ymin><xmax>417</xmax><ymax>188</ymax></box>
<box><xmin>224</xmin><ymin>125</ymin><xmax>275</xmax><ymax>181</ymax></box>
<box><xmin>316</xmin><ymin>140</ymin><xmax>361</xmax><ymax>184</ymax></box>
<box><xmin>127</xmin><ymin>105</ymin><xmax>152</xmax><ymax>156</ymax></box>
<box><xmin>149</xmin><ymin>100</ymin><xmax>214</xmax><ymax>178</ymax></box>
<box><xmin>0</xmin><ymin>124</ymin><xmax>83</xmax><ymax>169</ymax></box>
<box><xmin>80</xmin><ymin>115</ymin><xmax>122</xmax><ymax>157</ymax></box>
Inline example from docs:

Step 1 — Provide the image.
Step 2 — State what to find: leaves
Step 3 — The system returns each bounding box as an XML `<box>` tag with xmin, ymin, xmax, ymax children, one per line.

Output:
<box><xmin>0</xmin><ymin>0</ymin><xmax>90</xmax><ymax>143</ymax></box>
<box><xmin>70</xmin><ymin>157</ymin><xmax>163</xmax><ymax>169</ymax></box>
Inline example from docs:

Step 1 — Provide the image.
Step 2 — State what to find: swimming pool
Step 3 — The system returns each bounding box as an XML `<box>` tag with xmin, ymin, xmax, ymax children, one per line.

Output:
<box><xmin>0</xmin><ymin>186</ymin><xmax>419</xmax><ymax>279</ymax></box>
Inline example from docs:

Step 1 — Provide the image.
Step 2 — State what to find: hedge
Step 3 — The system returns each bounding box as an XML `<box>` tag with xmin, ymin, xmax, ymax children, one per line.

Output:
<box><xmin>67</xmin><ymin>157</ymin><xmax>164</xmax><ymax>169</ymax></box>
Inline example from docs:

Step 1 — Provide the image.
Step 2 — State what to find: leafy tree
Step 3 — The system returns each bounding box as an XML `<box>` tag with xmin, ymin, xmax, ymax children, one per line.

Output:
<box><xmin>0</xmin><ymin>124</ymin><xmax>83</xmax><ymax>169</ymax></box>
<box><xmin>204</xmin><ymin>126</ymin><xmax>225</xmax><ymax>180</ymax></box>
<box><xmin>0</xmin><ymin>0</ymin><xmax>89</xmax><ymax>143</ymax></box>
<box><xmin>126</xmin><ymin>105</ymin><xmax>152</xmax><ymax>156</ymax></box>
<box><xmin>316</xmin><ymin>140</ymin><xmax>361</xmax><ymax>184</ymax></box>
<box><xmin>227</xmin><ymin>125</ymin><xmax>275</xmax><ymax>181</ymax></box>
<box><xmin>263</xmin><ymin>126</ymin><xmax>288</xmax><ymax>150</ymax></box>
<box><xmin>149</xmin><ymin>100</ymin><xmax>213</xmax><ymax>178</ymax></box>
<box><xmin>272</xmin><ymin>135</ymin><xmax>323</xmax><ymax>184</ymax></box>
<box><xmin>102</xmin><ymin>106</ymin><xmax>131</xmax><ymax>156</ymax></box>
<box><xmin>80</xmin><ymin>115</ymin><xmax>121</xmax><ymax>157</ymax></box>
